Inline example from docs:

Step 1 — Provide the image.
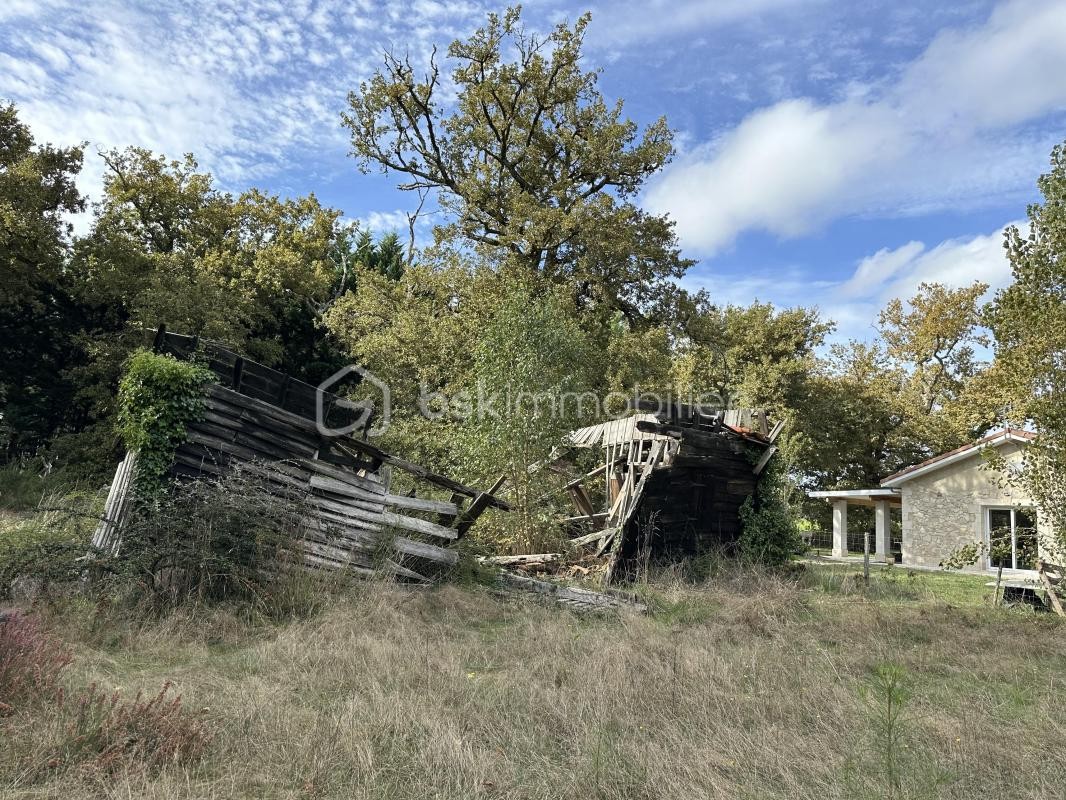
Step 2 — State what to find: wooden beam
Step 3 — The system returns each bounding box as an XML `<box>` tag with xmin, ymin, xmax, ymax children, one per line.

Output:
<box><xmin>334</xmin><ymin>440</ymin><xmax>509</xmax><ymax>510</ymax></box>
<box><xmin>382</xmin><ymin>510</ymin><xmax>459</xmax><ymax>541</ymax></box>
<box><xmin>753</xmin><ymin>445</ymin><xmax>778</xmax><ymax>476</ymax></box>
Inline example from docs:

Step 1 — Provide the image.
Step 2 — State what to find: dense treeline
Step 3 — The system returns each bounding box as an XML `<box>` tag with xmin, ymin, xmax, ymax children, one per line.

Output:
<box><xmin>1</xmin><ymin>6</ymin><xmax>1063</xmax><ymax>544</ymax></box>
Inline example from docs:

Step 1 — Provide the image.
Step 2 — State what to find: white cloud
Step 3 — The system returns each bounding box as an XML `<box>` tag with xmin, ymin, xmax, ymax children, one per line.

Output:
<box><xmin>589</xmin><ymin>0</ymin><xmax>809</xmax><ymax>47</ymax></box>
<box><xmin>682</xmin><ymin>220</ymin><xmax>1026</xmax><ymax>342</ymax></box>
<box><xmin>644</xmin><ymin>0</ymin><xmax>1066</xmax><ymax>255</ymax></box>
<box><xmin>0</xmin><ymin>0</ymin><xmax>494</xmax><ymax>207</ymax></box>
<box><xmin>363</xmin><ymin>210</ymin><xmax>411</xmax><ymax>236</ymax></box>
<box><xmin>826</xmin><ymin>221</ymin><xmax>1025</xmax><ymax>342</ymax></box>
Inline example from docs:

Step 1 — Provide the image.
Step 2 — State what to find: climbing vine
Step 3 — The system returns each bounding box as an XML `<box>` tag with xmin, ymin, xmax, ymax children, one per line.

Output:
<box><xmin>117</xmin><ymin>350</ymin><xmax>213</xmax><ymax>497</ymax></box>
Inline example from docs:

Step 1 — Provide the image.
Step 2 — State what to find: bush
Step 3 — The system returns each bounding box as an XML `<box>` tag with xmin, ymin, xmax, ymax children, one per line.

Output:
<box><xmin>113</xmin><ymin>464</ymin><xmax>317</xmax><ymax>615</ymax></box>
<box><xmin>738</xmin><ymin>458</ymin><xmax>802</xmax><ymax>567</ymax></box>
<box><xmin>0</xmin><ymin>611</ymin><xmax>73</xmax><ymax>714</ymax></box>
<box><xmin>0</xmin><ymin>493</ymin><xmax>102</xmax><ymax>599</ymax></box>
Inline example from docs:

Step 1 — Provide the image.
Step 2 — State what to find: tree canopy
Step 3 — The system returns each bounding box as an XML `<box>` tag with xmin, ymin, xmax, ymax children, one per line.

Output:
<box><xmin>342</xmin><ymin>6</ymin><xmax>690</xmax><ymax>324</ymax></box>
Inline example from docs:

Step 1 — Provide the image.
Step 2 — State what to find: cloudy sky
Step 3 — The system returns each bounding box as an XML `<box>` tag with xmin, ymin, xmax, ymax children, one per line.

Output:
<box><xmin>3</xmin><ymin>0</ymin><xmax>1064</xmax><ymax>340</ymax></box>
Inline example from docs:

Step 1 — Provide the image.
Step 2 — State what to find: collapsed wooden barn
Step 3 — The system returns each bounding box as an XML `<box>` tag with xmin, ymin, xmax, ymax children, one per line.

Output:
<box><xmin>559</xmin><ymin>404</ymin><xmax>781</xmax><ymax>582</ymax></box>
<box><xmin>92</xmin><ymin>329</ymin><xmax>508</xmax><ymax>584</ymax></box>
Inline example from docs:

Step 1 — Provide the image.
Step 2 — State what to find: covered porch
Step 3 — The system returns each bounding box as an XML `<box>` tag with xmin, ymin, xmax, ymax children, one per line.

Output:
<box><xmin>807</xmin><ymin>489</ymin><xmax>902</xmax><ymax>561</ymax></box>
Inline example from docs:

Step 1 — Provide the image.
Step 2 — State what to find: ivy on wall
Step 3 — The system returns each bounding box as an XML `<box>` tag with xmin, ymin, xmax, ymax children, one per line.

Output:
<box><xmin>117</xmin><ymin>350</ymin><xmax>213</xmax><ymax>497</ymax></box>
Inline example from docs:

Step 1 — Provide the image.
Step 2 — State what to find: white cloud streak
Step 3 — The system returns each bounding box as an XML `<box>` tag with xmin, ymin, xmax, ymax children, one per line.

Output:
<box><xmin>0</xmin><ymin>0</ymin><xmax>493</xmax><ymax>206</ymax></box>
<box><xmin>588</xmin><ymin>0</ymin><xmax>809</xmax><ymax>47</ymax></box>
<box><xmin>644</xmin><ymin>0</ymin><xmax>1066</xmax><ymax>256</ymax></box>
<box><xmin>685</xmin><ymin>221</ymin><xmax>1026</xmax><ymax>342</ymax></box>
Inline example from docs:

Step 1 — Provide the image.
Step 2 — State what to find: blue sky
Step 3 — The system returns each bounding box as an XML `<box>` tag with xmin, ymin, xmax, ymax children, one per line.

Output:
<box><xmin>2</xmin><ymin>0</ymin><xmax>1064</xmax><ymax>341</ymax></box>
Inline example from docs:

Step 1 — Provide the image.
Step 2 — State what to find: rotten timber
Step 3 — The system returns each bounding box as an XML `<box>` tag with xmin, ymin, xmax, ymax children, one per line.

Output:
<box><xmin>95</xmin><ymin>330</ymin><xmax>508</xmax><ymax>584</ymax></box>
<box><xmin>557</xmin><ymin>408</ymin><xmax>779</xmax><ymax>584</ymax></box>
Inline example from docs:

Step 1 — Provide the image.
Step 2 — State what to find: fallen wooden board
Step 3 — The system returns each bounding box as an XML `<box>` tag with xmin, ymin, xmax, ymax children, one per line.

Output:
<box><xmin>493</xmin><ymin>571</ymin><xmax>647</xmax><ymax>614</ymax></box>
<box><xmin>382</xmin><ymin>510</ymin><xmax>459</xmax><ymax>541</ymax></box>
<box><xmin>479</xmin><ymin>553</ymin><xmax>561</xmax><ymax>567</ymax></box>
<box><xmin>335</xmin><ymin>440</ymin><xmax>510</xmax><ymax>510</ymax></box>
<box><xmin>1038</xmin><ymin>560</ymin><xmax>1065</xmax><ymax>617</ymax></box>
<box><xmin>384</xmin><ymin>493</ymin><xmax>460</xmax><ymax>516</ymax></box>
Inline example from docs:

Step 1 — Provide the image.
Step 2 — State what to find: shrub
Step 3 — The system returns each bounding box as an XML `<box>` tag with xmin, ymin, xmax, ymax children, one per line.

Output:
<box><xmin>0</xmin><ymin>491</ymin><xmax>103</xmax><ymax>598</ymax></box>
<box><xmin>55</xmin><ymin>681</ymin><xmax>209</xmax><ymax>776</ymax></box>
<box><xmin>0</xmin><ymin>611</ymin><xmax>73</xmax><ymax>714</ymax></box>
<box><xmin>738</xmin><ymin>458</ymin><xmax>802</xmax><ymax>567</ymax></box>
<box><xmin>113</xmin><ymin>464</ymin><xmax>314</xmax><ymax>615</ymax></box>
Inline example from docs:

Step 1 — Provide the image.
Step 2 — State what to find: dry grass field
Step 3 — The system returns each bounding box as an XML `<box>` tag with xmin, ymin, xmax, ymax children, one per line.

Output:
<box><xmin>2</xmin><ymin>565</ymin><xmax>1065</xmax><ymax>800</ymax></box>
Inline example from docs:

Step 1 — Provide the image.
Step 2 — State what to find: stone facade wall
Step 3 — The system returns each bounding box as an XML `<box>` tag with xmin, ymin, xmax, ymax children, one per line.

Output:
<box><xmin>900</xmin><ymin>443</ymin><xmax>1043</xmax><ymax>569</ymax></box>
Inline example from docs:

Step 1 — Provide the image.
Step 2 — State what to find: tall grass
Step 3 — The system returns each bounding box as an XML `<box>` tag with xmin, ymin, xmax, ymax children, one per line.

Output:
<box><xmin>1</xmin><ymin>568</ymin><xmax>1062</xmax><ymax>798</ymax></box>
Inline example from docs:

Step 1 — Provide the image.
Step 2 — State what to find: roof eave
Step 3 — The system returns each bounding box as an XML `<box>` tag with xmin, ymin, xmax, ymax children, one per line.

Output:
<box><xmin>880</xmin><ymin>431</ymin><xmax>1031</xmax><ymax>487</ymax></box>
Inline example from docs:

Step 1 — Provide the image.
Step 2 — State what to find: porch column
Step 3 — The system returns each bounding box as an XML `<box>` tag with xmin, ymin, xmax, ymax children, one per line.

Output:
<box><xmin>874</xmin><ymin>500</ymin><xmax>892</xmax><ymax>563</ymax></box>
<box><xmin>832</xmin><ymin>499</ymin><xmax>848</xmax><ymax>558</ymax></box>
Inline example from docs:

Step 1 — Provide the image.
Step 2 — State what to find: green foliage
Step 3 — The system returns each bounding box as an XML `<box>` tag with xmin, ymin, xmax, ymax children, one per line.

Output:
<box><xmin>0</xmin><ymin>495</ymin><xmax>100</xmax><ymax>596</ymax></box>
<box><xmin>116</xmin><ymin>351</ymin><xmax>212</xmax><ymax>497</ymax></box>
<box><xmin>461</xmin><ymin>273</ymin><xmax>596</xmax><ymax>552</ymax></box>
<box><xmin>795</xmin><ymin>281</ymin><xmax>992</xmax><ymax>522</ymax></box>
<box><xmin>109</xmin><ymin>466</ymin><xmax>316</xmax><ymax>616</ymax></box>
<box><xmin>986</xmin><ymin>140</ymin><xmax>1066</xmax><ymax>550</ymax></box>
<box><xmin>0</xmin><ymin>104</ymin><xmax>87</xmax><ymax>458</ymax></box>
<box><xmin>939</xmin><ymin>542</ymin><xmax>984</xmax><ymax>571</ymax></box>
<box><xmin>860</xmin><ymin>662</ymin><xmax>913</xmax><ymax>796</ymax></box>
<box><xmin>343</xmin><ymin>6</ymin><xmax>690</xmax><ymax>323</ymax></box>
<box><xmin>738</xmin><ymin>457</ymin><xmax>801</xmax><ymax>567</ymax></box>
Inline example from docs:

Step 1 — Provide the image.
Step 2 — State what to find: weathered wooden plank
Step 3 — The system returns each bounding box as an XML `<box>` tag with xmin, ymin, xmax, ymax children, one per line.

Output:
<box><xmin>207</xmin><ymin>383</ymin><xmax>325</xmax><ymax>436</ymax></box>
<box><xmin>303</xmin><ymin>515</ymin><xmax>456</xmax><ymax>565</ymax></box>
<box><xmin>199</xmin><ymin>408</ymin><xmax>320</xmax><ymax>456</ymax></box>
<box><xmin>752</xmin><ymin>445</ymin><xmax>777</xmax><ymax>476</ymax></box>
<box><xmin>384</xmin><ymin>493</ymin><xmax>460</xmax><ymax>516</ymax></box>
<box><xmin>202</xmin><ymin>395</ymin><xmax>321</xmax><ymax>446</ymax></box>
<box><xmin>298</xmin><ymin>458</ymin><xmax>386</xmax><ymax>495</ymax></box>
<box><xmin>567</xmin><ymin>484</ymin><xmax>597</xmax><ymax>518</ymax></box>
<box><xmin>187</xmin><ymin>418</ymin><xmax>316</xmax><ymax>463</ymax></box>
<box><xmin>454</xmin><ymin>474</ymin><xmax>508</xmax><ymax>536</ymax></box>
<box><xmin>91</xmin><ymin>450</ymin><xmax>138</xmax><ymax>556</ymax></box>
<box><xmin>382</xmin><ymin>510</ymin><xmax>459</xmax><ymax>541</ymax></box>
<box><xmin>560</xmin><ymin>512</ymin><xmax>609</xmax><ymax>525</ymax></box>
<box><xmin>493</xmin><ymin>571</ymin><xmax>647</xmax><ymax>614</ymax></box>
<box><xmin>479</xmin><ymin>553</ymin><xmax>561</xmax><ymax>567</ymax></box>
<box><xmin>334</xmin><ymin>440</ymin><xmax>510</xmax><ymax>510</ymax></box>
<box><xmin>570</xmin><ymin>526</ymin><xmax>617</xmax><ymax>547</ymax></box>
<box><xmin>184</xmin><ymin>429</ymin><xmax>267</xmax><ymax>465</ymax></box>
<box><xmin>309</xmin><ymin>474</ymin><xmax>388</xmax><ymax>504</ymax></box>
<box><xmin>303</xmin><ymin>494</ymin><xmax>386</xmax><ymax>524</ymax></box>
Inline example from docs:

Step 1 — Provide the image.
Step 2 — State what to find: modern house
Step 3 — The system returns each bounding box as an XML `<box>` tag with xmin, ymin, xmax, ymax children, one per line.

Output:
<box><xmin>810</xmin><ymin>429</ymin><xmax>1045</xmax><ymax>573</ymax></box>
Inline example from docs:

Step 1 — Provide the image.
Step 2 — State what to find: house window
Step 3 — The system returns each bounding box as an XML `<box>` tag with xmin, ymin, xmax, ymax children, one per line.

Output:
<box><xmin>986</xmin><ymin>507</ymin><xmax>1038</xmax><ymax>570</ymax></box>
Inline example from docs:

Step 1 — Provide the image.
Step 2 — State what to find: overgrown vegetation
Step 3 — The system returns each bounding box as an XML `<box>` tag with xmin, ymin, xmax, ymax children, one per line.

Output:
<box><xmin>116</xmin><ymin>350</ymin><xmax>213</xmax><ymax>497</ymax></box>
<box><xmin>738</xmin><ymin>457</ymin><xmax>801</xmax><ymax>566</ymax></box>
<box><xmin>0</xmin><ymin>568</ymin><xmax>1061</xmax><ymax>798</ymax></box>
<box><xmin>109</xmin><ymin>465</ymin><xmax>322</xmax><ymax>616</ymax></box>
<box><xmin>0</xmin><ymin>610</ymin><xmax>210</xmax><ymax>783</ymax></box>
<box><xmin>5</xmin><ymin>6</ymin><xmax>1065</xmax><ymax>549</ymax></box>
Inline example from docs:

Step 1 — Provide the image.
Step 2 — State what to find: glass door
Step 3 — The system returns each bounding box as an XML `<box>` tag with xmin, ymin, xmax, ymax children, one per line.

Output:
<box><xmin>986</xmin><ymin>507</ymin><xmax>1038</xmax><ymax>570</ymax></box>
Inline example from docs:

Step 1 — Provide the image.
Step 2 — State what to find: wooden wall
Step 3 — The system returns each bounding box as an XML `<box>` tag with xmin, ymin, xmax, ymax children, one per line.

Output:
<box><xmin>615</xmin><ymin>424</ymin><xmax>759</xmax><ymax>576</ymax></box>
